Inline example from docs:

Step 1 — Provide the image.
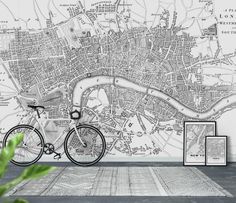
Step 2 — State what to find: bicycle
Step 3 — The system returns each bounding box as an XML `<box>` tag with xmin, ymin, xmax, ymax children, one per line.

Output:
<box><xmin>3</xmin><ymin>105</ymin><xmax>106</xmax><ymax>167</ymax></box>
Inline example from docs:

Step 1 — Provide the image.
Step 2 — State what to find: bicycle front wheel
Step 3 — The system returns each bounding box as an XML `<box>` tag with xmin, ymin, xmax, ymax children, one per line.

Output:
<box><xmin>64</xmin><ymin>124</ymin><xmax>106</xmax><ymax>166</ymax></box>
<box><xmin>3</xmin><ymin>125</ymin><xmax>44</xmax><ymax>167</ymax></box>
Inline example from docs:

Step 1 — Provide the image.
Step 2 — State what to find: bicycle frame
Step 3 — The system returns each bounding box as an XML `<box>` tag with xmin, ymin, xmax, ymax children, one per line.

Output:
<box><xmin>30</xmin><ymin>113</ymin><xmax>86</xmax><ymax>148</ymax></box>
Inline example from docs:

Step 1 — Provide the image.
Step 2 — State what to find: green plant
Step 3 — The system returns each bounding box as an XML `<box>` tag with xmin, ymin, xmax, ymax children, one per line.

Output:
<box><xmin>0</xmin><ymin>133</ymin><xmax>56</xmax><ymax>203</ymax></box>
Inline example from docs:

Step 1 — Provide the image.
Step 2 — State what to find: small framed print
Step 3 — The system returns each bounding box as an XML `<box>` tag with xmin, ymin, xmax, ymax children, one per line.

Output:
<box><xmin>205</xmin><ymin>136</ymin><xmax>227</xmax><ymax>166</ymax></box>
<box><xmin>183</xmin><ymin>121</ymin><xmax>216</xmax><ymax>166</ymax></box>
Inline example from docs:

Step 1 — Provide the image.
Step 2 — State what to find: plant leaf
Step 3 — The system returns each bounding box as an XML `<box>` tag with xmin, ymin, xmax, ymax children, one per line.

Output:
<box><xmin>0</xmin><ymin>165</ymin><xmax>56</xmax><ymax>197</ymax></box>
<box><xmin>0</xmin><ymin>176</ymin><xmax>23</xmax><ymax>197</ymax></box>
<box><xmin>20</xmin><ymin>165</ymin><xmax>56</xmax><ymax>180</ymax></box>
<box><xmin>0</xmin><ymin>133</ymin><xmax>56</xmax><ymax>198</ymax></box>
<box><xmin>0</xmin><ymin>186</ymin><xmax>7</xmax><ymax>197</ymax></box>
<box><xmin>0</xmin><ymin>133</ymin><xmax>24</xmax><ymax>178</ymax></box>
<box><xmin>13</xmin><ymin>198</ymin><xmax>29</xmax><ymax>203</ymax></box>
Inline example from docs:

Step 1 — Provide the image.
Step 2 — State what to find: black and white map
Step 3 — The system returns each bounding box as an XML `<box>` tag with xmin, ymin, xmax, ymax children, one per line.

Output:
<box><xmin>206</xmin><ymin>136</ymin><xmax>227</xmax><ymax>165</ymax></box>
<box><xmin>184</xmin><ymin>121</ymin><xmax>215</xmax><ymax>165</ymax></box>
<box><xmin>0</xmin><ymin>0</ymin><xmax>236</xmax><ymax>161</ymax></box>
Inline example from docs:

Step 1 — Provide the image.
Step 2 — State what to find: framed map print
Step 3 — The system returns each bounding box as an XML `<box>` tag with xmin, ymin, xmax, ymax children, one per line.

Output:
<box><xmin>183</xmin><ymin>121</ymin><xmax>216</xmax><ymax>166</ymax></box>
<box><xmin>205</xmin><ymin>136</ymin><xmax>227</xmax><ymax>166</ymax></box>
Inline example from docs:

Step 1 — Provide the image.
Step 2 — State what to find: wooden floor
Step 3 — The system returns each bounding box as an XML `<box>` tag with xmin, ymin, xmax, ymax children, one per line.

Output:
<box><xmin>1</xmin><ymin>162</ymin><xmax>236</xmax><ymax>203</ymax></box>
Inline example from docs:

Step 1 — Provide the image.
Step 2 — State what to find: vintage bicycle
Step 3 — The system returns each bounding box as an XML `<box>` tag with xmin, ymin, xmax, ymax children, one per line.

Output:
<box><xmin>3</xmin><ymin>105</ymin><xmax>106</xmax><ymax>167</ymax></box>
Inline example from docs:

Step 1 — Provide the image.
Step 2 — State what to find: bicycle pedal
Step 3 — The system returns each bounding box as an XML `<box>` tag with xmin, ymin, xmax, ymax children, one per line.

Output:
<box><xmin>53</xmin><ymin>153</ymin><xmax>61</xmax><ymax>160</ymax></box>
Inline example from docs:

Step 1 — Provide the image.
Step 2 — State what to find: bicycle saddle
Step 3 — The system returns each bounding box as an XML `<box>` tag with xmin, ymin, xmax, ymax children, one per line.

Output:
<box><xmin>28</xmin><ymin>105</ymin><xmax>45</xmax><ymax>118</ymax></box>
<box><xmin>28</xmin><ymin>105</ymin><xmax>45</xmax><ymax>109</ymax></box>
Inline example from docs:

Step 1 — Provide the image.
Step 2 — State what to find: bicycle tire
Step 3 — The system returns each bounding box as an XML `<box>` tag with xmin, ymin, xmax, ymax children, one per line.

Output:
<box><xmin>64</xmin><ymin>124</ymin><xmax>106</xmax><ymax>166</ymax></box>
<box><xmin>3</xmin><ymin>124</ymin><xmax>45</xmax><ymax>167</ymax></box>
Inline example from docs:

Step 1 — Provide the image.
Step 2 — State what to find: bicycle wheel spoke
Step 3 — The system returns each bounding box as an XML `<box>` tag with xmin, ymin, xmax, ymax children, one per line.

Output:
<box><xmin>4</xmin><ymin>125</ymin><xmax>44</xmax><ymax>166</ymax></box>
<box><xmin>65</xmin><ymin>125</ymin><xmax>106</xmax><ymax>166</ymax></box>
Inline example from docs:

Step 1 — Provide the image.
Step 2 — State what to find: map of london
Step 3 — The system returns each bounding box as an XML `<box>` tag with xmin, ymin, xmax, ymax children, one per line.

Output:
<box><xmin>0</xmin><ymin>0</ymin><xmax>236</xmax><ymax>160</ymax></box>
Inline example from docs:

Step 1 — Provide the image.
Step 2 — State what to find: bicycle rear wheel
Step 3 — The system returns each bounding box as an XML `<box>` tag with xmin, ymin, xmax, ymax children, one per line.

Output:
<box><xmin>3</xmin><ymin>125</ymin><xmax>44</xmax><ymax>167</ymax></box>
<box><xmin>64</xmin><ymin>124</ymin><xmax>106</xmax><ymax>166</ymax></box>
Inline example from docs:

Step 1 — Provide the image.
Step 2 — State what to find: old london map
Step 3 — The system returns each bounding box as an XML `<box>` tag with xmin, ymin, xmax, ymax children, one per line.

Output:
<box><xmin>0</xmin><ymin>0</ymin><xmax>236</xmax><ymax>161</ymax></box>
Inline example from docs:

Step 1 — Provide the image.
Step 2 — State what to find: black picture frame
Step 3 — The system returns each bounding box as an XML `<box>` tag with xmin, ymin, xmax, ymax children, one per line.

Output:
<box><xmin>183</xmin><ymin>121</ymin><xmax>216</xmax><ymax>166</ymax></box>
<box><xmin>205</xmin><ymin>136</ymin><xmax>227</xmax><ymax>166</ymax></box>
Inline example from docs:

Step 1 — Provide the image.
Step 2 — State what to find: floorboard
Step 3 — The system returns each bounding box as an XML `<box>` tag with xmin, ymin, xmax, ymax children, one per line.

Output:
<box><xmin>1</xmin><ymin>162</ymin><xmax>236</xmax><ymax>203</ymax></box>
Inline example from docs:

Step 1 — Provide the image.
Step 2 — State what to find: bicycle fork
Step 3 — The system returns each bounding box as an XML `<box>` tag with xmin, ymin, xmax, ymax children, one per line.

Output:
<box><xmin>72</xmin><ymin>121</ymin><xmax>87</xmax><ymax>147</ymax></box>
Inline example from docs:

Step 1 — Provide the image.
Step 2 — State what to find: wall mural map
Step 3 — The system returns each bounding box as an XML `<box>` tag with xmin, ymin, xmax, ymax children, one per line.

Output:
<box><xmin>0</xmin><ymin>0</ymin><xmax>236</xmax><ymax>161</ymax></box>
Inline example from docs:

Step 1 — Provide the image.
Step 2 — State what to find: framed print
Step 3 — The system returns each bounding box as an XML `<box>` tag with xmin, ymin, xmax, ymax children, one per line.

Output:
<box><xmin>205</xmin><ymin>136</ymin><xmax>227</xmax><ymax>166</ymax></box>
<box><xmin>183</xmin><ymin>121</ymin><xmax>216</xmax><ymax>166</ymax></box>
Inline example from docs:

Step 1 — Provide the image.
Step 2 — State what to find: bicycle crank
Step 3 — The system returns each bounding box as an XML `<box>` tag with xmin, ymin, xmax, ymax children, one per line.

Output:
<box><xmin>43</xmin><ymin>143</ymin><xmax>61</xmax><ymax>160</ymax></box>
<box><xmin>43</xmin><ymin>143</ymin><xmax>55</xmax><ymax>155</ymax></box>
